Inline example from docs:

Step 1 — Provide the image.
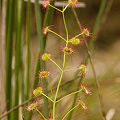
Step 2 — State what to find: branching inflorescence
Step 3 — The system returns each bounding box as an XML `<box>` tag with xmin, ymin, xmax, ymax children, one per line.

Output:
<box><xmin>25</xmin><ymin>0</ymin><xmax>92</xmax><ymax>119</ymax></box>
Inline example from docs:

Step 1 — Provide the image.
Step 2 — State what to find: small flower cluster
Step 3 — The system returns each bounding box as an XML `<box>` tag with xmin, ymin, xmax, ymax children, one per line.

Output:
<box><xmin>77</xmin><ymin>98</ymin><xmax>88</xmax><ymax>110</ymax></box>
<box><xmin>78</xmin><ymin>64</ymin><xmax>87</xmax><ymax>74</ymax></box>
<box><xmin>81</xmin><ymin>85</ymin><xmax>91</xmax><ymax>95</ymax></box>
<box><xmin>61</xmin><ymin>46</ymin><xmax>73</xmax><ymax>55</ymax></box>
<box><xmin>43</xmin><ymin>0</ymin><xmax>50</xmax><ymax>8</ymax></box>
<box><xmin>33</xmin><ymin>87</ymin><xmax>43</xmax><ymax>96</ymax></box>
<box><xmin>41</xmin><ymin>53</ymin><xmax>51</xmax><ymax>61</ymax></box>
<box><xmin>38</xmin><ymin>71</ymin><xmax>50</xmax><ymax>78</ymax></box>
<box><xmin>83</xmin><ymin>28</ymin><xmax>92</xmax><ymax>37</ymax></box>
<box><xmin>25</xmin><ymin>101</ymin><xmax>38</xmax><ymax>111</ymax></box>
<box><xmin>68</xmin><ymin>0</ymin><xmax>78</xmax><ymax>6</ymax></box>
<box><xmin>70</xmin><ymin>38</ymin><xmax>81</xmax><ymax>45</ymax></box>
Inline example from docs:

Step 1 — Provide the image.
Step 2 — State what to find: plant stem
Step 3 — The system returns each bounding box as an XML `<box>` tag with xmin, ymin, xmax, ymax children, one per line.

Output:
<box><xmin>62</xmin><ymin>104</ymin><xmax>79</xmax><ymax>120</ymax></box>
<box><xmin>62</xmin><ymin>10</ymin><xmax>69</xmax><ymax>43</ymax></box>
<box><xmin>64</xmin><ymin>68</ymin><xmax>79</xmax><ymax>72</ymax></box>
<box><xmin>62</xmin><ymin>3</ymin><xmax>70</xmax><ymax>12</ymax></box>
<box><xmin>68</xmin><ymin>75</ymin><xmax>83</xmax><ymax>120</ymax></box>
<box><xmin>49</xmin><ymin>4</ymin><xmax>62</xmax><ymax>12</ymax></box>
<box><xmin>36</xmin><ymin>108</ymin><xmax>46</xmax><ymax>120</ymax></box>
<box><xmin>49</xmin><ymin>58</ymin><xmax>63</xmax><ymax>71</ymax></box>
<box><xmin>56</xmin><ymin>89</ymin><xmax>82</xmax><ymax>103</ymax></box>
<box><xmin>46</xmin><ymin>77</ymin><xmax>54</xmax><ymax>99</ymax></box>
<box><xmin>72</xmin><ymin>32</ymin><xmax>84</xmax><ymax>39</ymax></box>
<box><xmin>42</xmin><ymin>93</ymin><xmax>54</xmax><ymax>103</ymax></box>
<box><xmin>48</xmin><ymin>29</ymin><xmax>67</xmax><ymax>42</ymax></box>
<box><xmin>53</xmin><ymin>54</ymin><xmax>67</xmax><ymax>120</ymax></box>
<box><xmin>53</xmin><ymin>7</ymin><xmax>69</xmax><ymax>120</ymax></box>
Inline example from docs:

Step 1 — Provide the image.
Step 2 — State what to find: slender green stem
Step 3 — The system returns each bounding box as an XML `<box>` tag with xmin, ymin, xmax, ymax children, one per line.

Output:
<box><xmin>64</xmin><ymin>68</ymin><xmax>80</xmax><ymax>72</ymax></box>
<box><xmin>72</xmin><ymin>32</ymin><xmax>84</xmax><ymax>40</ymax></box>
<box><xmin>53</xmin><ymin>54</ymin><xmax>67</xmax><ymax>120</ymax></box>
<box><xmin>50</xmin><ymin>76</ymin><xmax>79</xmax><ymax>92</ymax></box>
<box><xmin>53</xmin><ymin>71</ymin><xmax>64</xmax><ymax>120</ymax></box>
<box><xmin>62</xmin><ymin>3</ymin><xmax>70</xmax><ymax>12</ymax></box>
<box><xmin>49</xmin><ymin>4</ymin><xmax>62</xmax><ymax>12</ymax></box>
<box><xmin>46</xmin><ymin>77</ymin><xmax>54</xmax><ymax>99</ymax></box>
<box><xmin>48</xmin><ymin>29</ymin><xmax>67</xmax><ymax>42</ymax></box>
<box><xmin>53</xmin><ymin>6</ymin><xmax>70</xmax><ymax>119</ymax></box>
<box><xmin>41</xmin><ymin>93</ymin><xmax>54</xmax><ymax>103</ymax></box>
<box><xmin>62</xmin><ymin>104</ymin><xmax>79</xmax><ymax>120</ymax></box>
<box><xmin>62</xmin><ymin>11</ymin><xmax>68</xmax><ymax>43</ymax></box>
<box><xmin>36</xmin><ymin>108</ymin><xmax>46</xmax><ymax>120</ymax></box>
<box><xmin>49</xmin><ymin>58</ymin><xmax>63</xmax><ymax>71</ymax></box>
<box><xmin>56</xmin><ymin>89</ymin><xmax>82</xmax><ymax>103</ymax></box>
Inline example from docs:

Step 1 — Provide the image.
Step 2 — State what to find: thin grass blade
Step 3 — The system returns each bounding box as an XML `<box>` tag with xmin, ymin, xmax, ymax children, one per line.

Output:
<box><xmin>14</xmin><ymin>0</ymin><xmax>24</xmax><ymax>119</ymax></box>
<box><xmin>5</xmin><ymin>0</ymin><xmax>15</xmax><ymax>119</ymax></box>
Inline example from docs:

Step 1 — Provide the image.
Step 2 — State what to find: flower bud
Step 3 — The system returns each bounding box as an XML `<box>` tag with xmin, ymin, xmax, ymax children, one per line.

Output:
<box><xmin>79</xmin><ymin>64</ymin><xmax>86</xmax><ymax>74</ymax></box>
<box><xmin>33</xmin><ymin>87</ymin><xmax>43</xmax><ymax>96</ymax></box>
<box><xmin>61</xmin><ymin>46</ymin><xmax>73</xmax><ymax>55</ymax></box>
<box><xmin>43</xmin><ymin>0</ymin><xmax>50</xmax><ymax>8</ymax></box>
<box><xmin>81</xmin><ymin>85</ymin><xmax>91</xmax><ymax>95</ymax></box>
<box><xmin>42</xmin><ymin>53</ymin><xmax>51</xmax><ymax>61</ymax></box>
<box><xmin>70</xmin><ymin>38</ymin><xmax>80</xmax><ymax>45</ymax></box>
<box><xmin>39</xmin><ymin>71</ymin><xmax>50</xmax><ymax>78</ymax></box>
<box><xmin>69</xmin><ymin>0</ymin><xmax>78</xmax><ymax>5</ymax></box>
<box><xmin>77</xmin><ymin>99</ymin><xmax>88</xmax><ymax>110</ymax></box>
<box><xmin>43</xmin><ymin>26</ymin><xmax>49</xmax><ymax>35</ymax></box>
<box><xmin>83</xmin><ymin>28</ymin><xmax>92</xmax><ymax>37</ymax></box>
<box><xmin>25</xmin><ymin>101</ymin><xmax>38</xmax><ymax>111</ymax></box>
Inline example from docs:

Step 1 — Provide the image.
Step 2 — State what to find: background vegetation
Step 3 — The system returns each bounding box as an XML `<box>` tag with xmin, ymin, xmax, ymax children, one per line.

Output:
<box><xmin>0</xmin><ymin>0</ymin><xmax>120</xmax><ymax>120</ymax></box>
